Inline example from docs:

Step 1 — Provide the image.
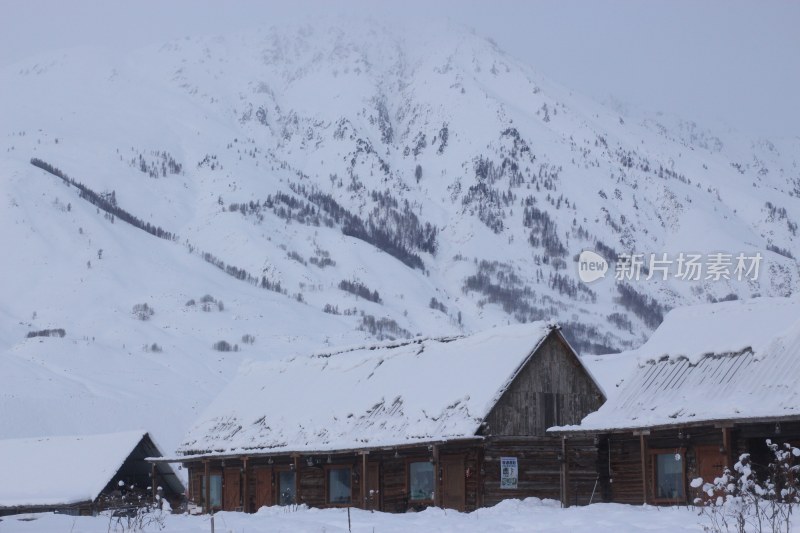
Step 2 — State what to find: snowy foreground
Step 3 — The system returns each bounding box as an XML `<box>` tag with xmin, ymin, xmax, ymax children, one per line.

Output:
<box><xmin>0</xmin><ymin>498</ymin><xmax>767</xmax><ymax>533</ymax></box>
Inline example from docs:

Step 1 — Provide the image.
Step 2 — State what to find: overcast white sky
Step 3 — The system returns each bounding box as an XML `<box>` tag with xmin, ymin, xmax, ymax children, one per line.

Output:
<box><xmin>2</xmin><ymin>0</ymin><xmax>798</xmax><ymax>137</ymax></box>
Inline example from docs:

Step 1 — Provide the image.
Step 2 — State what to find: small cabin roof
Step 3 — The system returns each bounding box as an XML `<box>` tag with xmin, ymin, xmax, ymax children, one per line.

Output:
<box><xmin>177</xmin><ymin>322</ymin><xmax>590</xmax><ymax>458</ymax></box>
<box><xmin>0</xmin><ymin>430</ymin><xmax>182</xmax><ymax>509</ymax></box>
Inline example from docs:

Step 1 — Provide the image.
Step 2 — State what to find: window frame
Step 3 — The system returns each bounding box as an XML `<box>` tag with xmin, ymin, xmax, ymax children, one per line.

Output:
<box><xmin>325</xmin><ymin>465</ymin><xmax>353</xmax><ymax>506</ymax></box>
<box><xmin>406</xmin><ymin>458</ymin><xmax>435</xmax><ymax>505</ymax></box>
<box><xmin>649</xmin><ymin>447</ymin><xmax>687</xmax><ymax>504</ymax></box>
<box><xmin>275</xmin><ymin>467</ymin><xmax>297</xmax><ymax>506</ymax></box>
<box><xmin>208</xmin><ymin>472</ymin><xmax>223</xmax><ymax>510</ymax></box>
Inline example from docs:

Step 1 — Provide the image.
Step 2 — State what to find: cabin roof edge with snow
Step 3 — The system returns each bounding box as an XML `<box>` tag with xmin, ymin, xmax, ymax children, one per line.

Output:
<box><xmin>0</xmin><ymin>430</ymin><xmax>184</xmax><ymax>515</ymax></box>
<box><xmin>551</xmin><ymin>296</ymin><xmax>800</xmax><ymax>435</ymax></box>
<box><xmin>175</xmin><ymin>322</ymin><xmax>605</xmax><ymax>459</ymax></box>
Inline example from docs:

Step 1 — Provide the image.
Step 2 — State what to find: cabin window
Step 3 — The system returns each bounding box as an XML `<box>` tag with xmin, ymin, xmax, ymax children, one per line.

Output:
<box><xmin>654</xmin><ymin>452</ymin><xmax>685</xmax><ymax>501</ymax></box>
<box><xmin>278</xmin><ymin>470</ymin><xmax>296</xmax><ymax>505</ymax></box>
<box><xmin>209</xmin><ymin>474</ymin><xmax>223</xmax><ymax>508</ymax></box>
<box><xmin>543</xmin><ymin>392</ymin><xmax>561</xmax><ymax>429</ymax></box>
<box><xmin>408</xmin><ymin>461</ymin><xmax>435</xmax><ymax>501</ymax></box>
<box><xmin>328</xmin><ymin>467</ymin><xmax>352</xmax><ymax>504</ymax></box>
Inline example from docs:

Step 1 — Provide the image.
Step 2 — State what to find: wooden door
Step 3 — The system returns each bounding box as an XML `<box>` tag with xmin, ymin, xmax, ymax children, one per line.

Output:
<box><xmin>365</xmin><ymin>462</ymin><xmax>381</xmax><ymax>511</ymax></box>
<box><xmin>441</xmin><ymin>456</ymin><xmax>465</xmax><ymax>511</ymax></box>
<box><xmin>254</xmin><ymin>467</ymin><xmax>273</xmax><ymax>510</ymax></box>
<box><xmin>190</xmin><ymin>471</ymin><xmax>203</xmax><ymax>505</ymax></box>
<box><xmin>223</xmin><ymin>467</ymin><xmax>241</xmax><ymax>511</ymax></box>
<box><xmin>694</xmin><ymin>444</ymin><xmax>728</xmax><ymax>502</ymax></box>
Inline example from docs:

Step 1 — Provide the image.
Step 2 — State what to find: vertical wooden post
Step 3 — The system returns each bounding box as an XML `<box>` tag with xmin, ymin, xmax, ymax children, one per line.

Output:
<box><xmin>561</xmin><ymin>437</ymin><xmax>570</xmax><ymax>507</ymax></box>
<box><xmin>361</xmin><ymin>452</ymin><xmax>368</xmax><ymax>509</ymax></box>
<box><xmin>722</xmin><ymin>427</ymin><xmax>732</xmax><ymax>467</ymax></box>
<box><xmin>477</xmin><ymin>447</ymin><xmax>484</xmax><ymax>509</ymax></box>
<box><xmin>242</xmin><ymin>457</ymin><xmax>249</xmax><ymax>513</ymax></box>
<box><xmin>151</xmin><ymin>463</ymin><xmax>157</xmax><ymax>504</ymax></box>
<box><xmin>293</xmin><ymin>455</ymin><xmax>300</xmax><ymax>504</ymax></box>
<box><xmin>639</xmin><ymin>434</ymin><xmax>647</xmax><ymax>504</ymax></box>
<box><xmin>204</xmin><ymin>460</ymin><xmax>211</xmax><ymax>514</ymax></box>
<box><xmin>432</xmin><ymin>445</ymin><xmax>440</xmax><ymax>508</ymax></box>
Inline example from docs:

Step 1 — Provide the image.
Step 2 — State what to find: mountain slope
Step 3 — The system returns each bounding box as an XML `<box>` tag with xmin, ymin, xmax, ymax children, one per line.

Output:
<box><xmin>1</xmin><ymin>19</ymin><xmax>798</xmax><ymax>451</ymax></box>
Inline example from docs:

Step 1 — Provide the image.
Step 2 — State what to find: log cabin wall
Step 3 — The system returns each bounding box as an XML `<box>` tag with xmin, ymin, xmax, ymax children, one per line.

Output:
<box><xmin>480</xmin><ymin>332</ymin><xmax>605</xmax><ymax>506</ymax></box>
<box><xmin>482</xmin><ymin>438</ymin><xmax>561</xmax><ymax>505</ymax></box>
<box><xmin>463</xmin><ymin>446</ymin><xmax>482</xmax><ymax>511</ymax></box>
<box><xmin>183</xmin><ymin>421</ymin><xmax>800</xmax><ymax>512</ymax></box>
<box><xmin>482</xmin><ymin>436</ymin><xmax>597</xmax><ymax>506</ymax></box>
<box><xmin>599</xmin><ymin>423</ymin><xmax>800</xmax><ymax>506</ymax></box>
<box><xmin>299</xmin><ymin>463</ymin><xmax>326</xmax><ymax>507</ymax></box>
<box><xmin>605</xmin><ymin>435</ymin><xmax>644</xmax><ymax>504</ymax></box>
<box><xmin>731</xmin><ymin>421</ymin><xmax>800</xmax><ymax>497</ymax></box>
<box><xmin>594</xmin><ymin>435</ymin><xmax>611</xmax><ymax>503</ymax></box>
<box><xmin>184</xmin><ymin>434</ymin><xmax>600</xmax><ymax>513</ymax></box>
<box><xmin>733</xmin><ymin>421</ymin><xmax>800</xmax><ymax>467</ymax></box>
<box><xmin>183</xmin><ymin>444</ymin><xmax>484</xmax><ymax>513</ymax></box>
<box><xmin>641</xmin><ymin>426</ymin><xmax>719</xmax><ymax>504</ymax></box>
<box><xmin>482</xmin><ymin>333</ymin><xmax>604</xmax><ymax>437</ymax></box>
<box><xmin>310</xmin><ymin>445</ymin><xmax>482</xmax><ymax>513</ymax></box>
<box><xmin>566</xmin><ymin>437</ymin><xmax>602</xmax><ymax>506</ymax></box>
<box><xmin>380</xmin><ymin>451</ymin><xmax>408</xmax><ymax>512</ymax></box>
<box><xmin>603</xmin><ymin>428</ymin><xmax>725</xmax><ymax>505</ymax></box>
<box><xmin>377</xmin><ymin>446</ymin><xmax>449</xmax><ymax>512</ymax></box>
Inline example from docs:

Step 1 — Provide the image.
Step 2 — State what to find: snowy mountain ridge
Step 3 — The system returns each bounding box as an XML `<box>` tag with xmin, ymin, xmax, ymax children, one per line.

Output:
<box><xmin>1</xmin><ymin>19</ymin><xmax>799</xmax><ymax>452</ymax></box>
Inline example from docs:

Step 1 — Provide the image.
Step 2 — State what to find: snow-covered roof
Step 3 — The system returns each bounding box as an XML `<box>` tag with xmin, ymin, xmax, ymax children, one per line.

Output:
<box><xmin>0</xmin><ymin>430</ymin><xmax>156</xmax><ymax>508</ymax></box>
<box><xmin>177</xmin><ymin>323</ymin><xmax>559</xmax><ymax>457</ymax></box>
<box><xmin>553</xmin><ymin>297</ymin><xmax>800</xmax><ymax>433</ymax></box>
<box><xmin>580</xmin><ymin>350</ymin><xmax>639</xmax><ymax>400</ymax></box>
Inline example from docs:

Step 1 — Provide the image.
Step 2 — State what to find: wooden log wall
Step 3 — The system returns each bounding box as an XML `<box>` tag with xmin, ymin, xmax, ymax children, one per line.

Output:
<box><xmin>600</xmin><ymin>425</ymin><xmax>789</xmax><ymax>505</ymax></box>
<box><xmin>183</xmin><ymin>439</ymin><xmax>596</xmax><ymax>512</ymax></box>
<box><xmin>482</xmin><ymin>437</ymin><xmax>597</xmax><ymax>506</ymax></box>
<box><xmin>606</xmin><ymin>435</ymin><xmax>644</xmax><ymax>504</ymax></box>
<box><xmin>298</xmin><ymin>464</ymin><xmax>326</xmax><ymax>506</ymax></box>
<box><xmin>566</xmin><ymin>438</ymin><xmax>602</xmax><ymax>506</ymax></box>
<box><xmin>182</xmin><ymin>444</ymin><xmax>484</xmax><ymax>513</ymax></box>
<box><xmin>482</xmin><ymin>334</ymin><xmax>605</xmax><ymax>437</ymax></box>
<box><xmin>483</xmin><ymin>438</ymin><xmax>560</xmax><ymax>505</ymax></box>
<box><xmin>380</xmin><ymin>452</ymin><xmax>408</xmax><ymax>512</ymax></box>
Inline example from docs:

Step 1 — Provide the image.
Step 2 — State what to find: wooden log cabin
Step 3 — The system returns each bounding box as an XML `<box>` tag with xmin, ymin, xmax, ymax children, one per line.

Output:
<box><xmin>551</xmin><ymin>297</ymin><xmax>800</xmax><ymax>506</ymax></box>
<box><xmin>162</xmin><ymin>323</ymin><xmax>605</xmax><ymax>513</ymax></box>
<box><xmin>0</xmin><ymin>431</ymin><xmax>184</xmax><ymax>516</ymax></box>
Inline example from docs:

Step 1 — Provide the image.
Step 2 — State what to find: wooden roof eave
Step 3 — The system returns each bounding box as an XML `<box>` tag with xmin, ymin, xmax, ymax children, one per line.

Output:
<box><xmin>547</xmin><ymin>413</ymin><xmax>800</xmax><ymax>437</ymax></box>
<box><xmin>147</xmin><ymin>436</ymin><xmax>485</xmax><ymax>464</ymax></box>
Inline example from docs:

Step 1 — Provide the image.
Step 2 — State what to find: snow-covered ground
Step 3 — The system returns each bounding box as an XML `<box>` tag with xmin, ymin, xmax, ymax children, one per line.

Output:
<box><xmin>0</xmin><ymin>499</ymin><xmax>729</xmax><ymax>533</ymax></box>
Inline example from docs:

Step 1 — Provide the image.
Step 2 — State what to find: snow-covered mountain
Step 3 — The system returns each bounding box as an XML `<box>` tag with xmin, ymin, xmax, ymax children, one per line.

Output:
<box><xmin>1</xmin><ymin>19</ymin><xmax>798</xmax><ymax>452</ymax></box>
